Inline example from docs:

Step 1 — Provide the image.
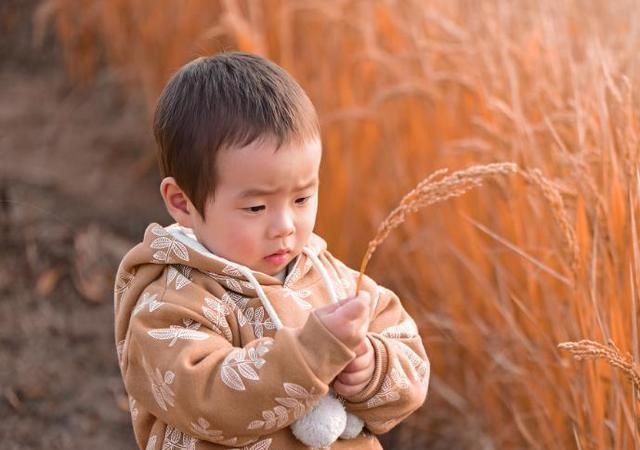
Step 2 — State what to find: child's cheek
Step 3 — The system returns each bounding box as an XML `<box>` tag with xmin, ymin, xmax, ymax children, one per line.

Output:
<box><xmin>228</xmin><ymin>221</ymin><xmax>260</xmax><ymax>256</ymax></box>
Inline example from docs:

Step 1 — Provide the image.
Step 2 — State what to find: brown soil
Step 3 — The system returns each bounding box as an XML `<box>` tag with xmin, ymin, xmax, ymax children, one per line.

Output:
<box><xmin>0</xmin><ymin>1</ymin><xmax>165</xmax><ymax>448</ymax></box>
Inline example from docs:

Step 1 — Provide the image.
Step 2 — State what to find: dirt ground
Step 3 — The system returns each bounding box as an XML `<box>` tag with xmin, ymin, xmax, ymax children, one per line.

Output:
<box><xmin>0</xmin><ymin>3</ymin><xmax>420</xmax><ymax>449</ymax></box>
<box><xmin>1</xmin><ymin>2</ymin><xmax>163</xmax><ymax>448</ymax></box>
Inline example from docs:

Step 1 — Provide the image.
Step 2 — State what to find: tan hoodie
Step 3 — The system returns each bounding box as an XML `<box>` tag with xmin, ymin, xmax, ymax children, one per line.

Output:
<box><xmin>114</xmin><ymin>223</ymin><xmax>429</xmax><ymax>450</ymax></box>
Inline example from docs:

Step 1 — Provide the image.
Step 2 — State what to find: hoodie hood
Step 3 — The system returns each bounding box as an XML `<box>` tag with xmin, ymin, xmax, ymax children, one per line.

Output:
<box><xmin>127</xmin><ymin>223</ymin><xmax>328</xmax><ymax>297</ymax></box>
<box><xmin>114</xmin><ymin>222</ymin><xmax>338</xmax><ymax>365</ymax></box>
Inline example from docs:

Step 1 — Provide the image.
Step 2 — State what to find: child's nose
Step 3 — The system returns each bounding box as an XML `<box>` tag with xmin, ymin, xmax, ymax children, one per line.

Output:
<box><xmin>269</xmin><ymin>211</ymin><xmax>295</xmax><ymax>238</ymax></box>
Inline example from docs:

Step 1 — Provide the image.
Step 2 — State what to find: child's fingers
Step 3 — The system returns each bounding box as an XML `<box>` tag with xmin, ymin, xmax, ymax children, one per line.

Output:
<box><xmin>335</xmin><ymin>293</ymin><xmax>370</xmax><ymax>320</ymax></box>
<box><xmin>334</xmin><ymin>301</ymin><xmax>365</xmax><ymax>323</ymax></box>
<box><xmin>314</xmin><ymin>294</ymin><xmax>363</xmax><ymax>316</ymax></box>
<box><xmin>333</xmin><ymin>379</ymin><xmax>366</xmax><ymax>398</ymax></box>
<box><xmin>353</xmin><ymin>339</ymin><xmax>370</xmax><ymax>356</ymax></box>
<box><xmin>343</xmin><ymin>354</ymin><xmax>368</xmax><ymax>373</ymax></box>
<box><xmin>315</xmin><ymin>295</ymin><xmax>356</xmax><ymax>317</ymax></box>
<box><xmin>314</xmin><ymin>301</ymin><xmax>342</xmax><ymax>316</ymax></box>
<box><xmin>354</xmin><ymin>291</ymin><xmax>371</xmax><ymax>303</ymax></box>
<box><xmin>336</xmin><ymin>367</ymin><xmax>371</xmax><ymax>386</ymax></box>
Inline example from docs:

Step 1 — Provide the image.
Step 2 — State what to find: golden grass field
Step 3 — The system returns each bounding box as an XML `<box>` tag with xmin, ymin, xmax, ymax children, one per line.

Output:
<box><xmin>42</xmin><ymin>0</ymin><xmax>640</xmax><ymax>448</ymax></box>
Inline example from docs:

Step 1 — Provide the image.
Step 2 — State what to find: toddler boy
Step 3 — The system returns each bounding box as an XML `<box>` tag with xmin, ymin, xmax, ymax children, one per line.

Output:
<box><xmin>114</xmin><ymin>52</ymin><xmax>429</xmax><ymax>450</ymax></box>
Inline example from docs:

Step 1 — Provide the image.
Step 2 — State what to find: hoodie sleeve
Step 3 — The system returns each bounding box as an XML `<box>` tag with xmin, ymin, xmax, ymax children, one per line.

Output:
<box><xmin>322</xmin><ymin>254</ymin><xmax>430</xmax><ymax>435</ymax></box>
<box><xmin>121</xmin><ymin>280</ymin><xmax>355</xmax><ymax>447</ymax></box>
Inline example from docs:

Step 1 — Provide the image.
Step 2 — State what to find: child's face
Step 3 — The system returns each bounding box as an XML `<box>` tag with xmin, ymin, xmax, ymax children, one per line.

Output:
<box><xmin>190</xmin><ymin>136</ymin><xmax>321</xmax><ymax>276</ymax></box>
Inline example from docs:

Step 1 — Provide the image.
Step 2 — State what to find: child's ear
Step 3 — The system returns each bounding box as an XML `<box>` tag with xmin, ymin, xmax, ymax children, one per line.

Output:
<box><xmin>160</xmin><ymin>177</ymin><xmax>197</xmax><ymax>228</ymax></box>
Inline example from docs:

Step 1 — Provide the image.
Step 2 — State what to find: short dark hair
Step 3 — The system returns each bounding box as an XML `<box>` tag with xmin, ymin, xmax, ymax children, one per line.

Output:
<box><xmin>153</xmin><ymin>52</ymin><xmax>319</xmax><ymax>218</ymax></box>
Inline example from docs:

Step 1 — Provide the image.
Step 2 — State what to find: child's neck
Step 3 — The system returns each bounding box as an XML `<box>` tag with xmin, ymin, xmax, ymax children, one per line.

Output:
<box><xmin>273</xmin><ymin>267</ymin><xmax>287</xmax><ymax>282</ymax></box>
<box><xmin>273</xmin><ymin>255</ymin><xmax>298</xmax><ymax>282</ymax></box>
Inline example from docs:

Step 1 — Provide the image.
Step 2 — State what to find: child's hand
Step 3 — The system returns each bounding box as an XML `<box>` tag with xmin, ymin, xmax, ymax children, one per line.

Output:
<box><xmin>333</xmin><ymin>338</ymin><xmax>375</xmax><ymax>398</ymax></box>
<box><xmin>314</xmin><ymin>291</ymin><xmax>370</xmax><ymax>351</ymax></box>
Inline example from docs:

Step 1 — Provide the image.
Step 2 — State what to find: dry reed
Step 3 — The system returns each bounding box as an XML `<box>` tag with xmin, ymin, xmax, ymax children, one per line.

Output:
<box><xmin>355</xmin><ymin>162</ymin><xmax>518</xmax><ymax>292</ymax></box>
<box><xmin>558</xmin><ymin>340</ymin><xmax>640</xmax><ymax>394</ymax></box>
<box><xmin>519</xmin><ymin>168</ymin><xmax>579</xmax><ymax>282</ymax></box>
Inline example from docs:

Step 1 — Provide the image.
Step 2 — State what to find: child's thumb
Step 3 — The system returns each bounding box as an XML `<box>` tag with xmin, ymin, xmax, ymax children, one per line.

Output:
<box><xmin>314</xmin><ymin>299</ymin><xmax>344</xmax><ymax>316</ymax></box>
<box><xmin>336</xmin><ymin>295</ymin><xmax>369</xmax><ymax>320</ymax></box>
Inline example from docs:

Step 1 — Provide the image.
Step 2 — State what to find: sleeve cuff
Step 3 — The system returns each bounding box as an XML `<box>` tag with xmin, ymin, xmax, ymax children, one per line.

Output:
<box><xmin>341</xmin><ymin>333</ymin><xmax>389</xmax><ymax>404</ymax></box>
<box><xmin>293</xmin><ymin>312</ymin><xmax>356</xmax><ymax>384</ymax></box>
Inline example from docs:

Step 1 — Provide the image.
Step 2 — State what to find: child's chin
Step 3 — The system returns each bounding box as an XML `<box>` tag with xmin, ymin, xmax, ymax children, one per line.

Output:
<box><xmin>263</xmin><ymin>263</ymin><xmax>287</xmax><ymax>276</ymax></box>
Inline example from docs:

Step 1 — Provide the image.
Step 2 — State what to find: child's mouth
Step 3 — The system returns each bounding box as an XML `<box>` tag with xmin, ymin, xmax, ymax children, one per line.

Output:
<box><xmin>264</xmin><ymin>250</ymin><xmax>290</xmax><ymax>265</ymax></box>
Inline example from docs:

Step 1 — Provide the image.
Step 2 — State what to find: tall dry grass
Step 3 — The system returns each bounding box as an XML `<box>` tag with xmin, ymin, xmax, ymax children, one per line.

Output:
<box><xmin>355</xmin><ymin>162</ymin><xmax>518</xmax><ymax>292</ymax></box>
<box><xmin>41</xmin><ymin>0</ymin><xmax>640</xmax><ymax>448</ymax></box>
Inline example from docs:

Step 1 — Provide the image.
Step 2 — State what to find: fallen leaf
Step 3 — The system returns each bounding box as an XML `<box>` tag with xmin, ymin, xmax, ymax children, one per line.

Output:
<box><xmin>35</xmin><ymin>266</ymin><xmax>64</xmax><ymax>297</ymax></box>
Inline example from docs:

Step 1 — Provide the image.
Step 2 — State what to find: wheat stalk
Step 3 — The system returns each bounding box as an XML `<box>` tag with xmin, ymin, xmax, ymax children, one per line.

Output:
<box><xmin>519</xmin><ymin>168</ymin><xmax>579</xmax><ymax>281</ymax></box>
<box><xmin>558</xmin><ymin>339</ymin><xmax>640</xmax><ymax>393</ymax></box>
<box><xmin>355</xmin><ymin>162</ymin><xmax>518</xmax><ymax>292</ymax></box>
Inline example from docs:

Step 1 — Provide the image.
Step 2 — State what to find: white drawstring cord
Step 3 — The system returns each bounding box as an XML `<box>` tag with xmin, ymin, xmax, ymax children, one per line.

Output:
<box><xmin>227</xmin><ymin>247</ymin><xmax>341</xmax><ymax>332</ymax></box>
<box><xmin>166</xmin><ymin>224</ymin><xmax>341</xmax><ymax>330</ymax></box>
<box><xmin>302</xmin><ymin>248</ymin><xmax>339</xmax><ymax>305</ymax></box>
<box><xmin>230</xmin><ymin>264</ymin><xmax>284</xmax><ymax>329</ymax></box>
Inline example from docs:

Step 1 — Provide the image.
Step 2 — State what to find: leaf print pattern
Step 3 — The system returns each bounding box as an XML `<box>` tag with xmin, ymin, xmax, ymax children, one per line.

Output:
<box><xmin>133</xmin><ymin>292</ymin><xmax>164</xmax><ymax>316</ymax></box>
<box><xmin>205</xmin><ymin>267</ymin><xmax>258</xmax><ymax>295</ymax></box>
<box><xmin>232</xmin><ymin>438</ymin><xmax>272</xmax><ymax>450</ymax></box>
<box><xmin>202</xmin><ymin>297</ymin><xmax>233</xmax><ymax>342</ymax></box>
<box><xmin>285</xmin><ymin>382</ymin><xmax>322</xmax><ymax>403</ymax></box>
<box><xmin>116</xmin><ymin>340</ymin><xmax>126</xmax><ymax>365</ymax></box>
<box><xmin>248</xmin><ymin>406</ymin><xmax>287</xmax><ymax>431</ymax></box>
<box><xmin>148</xmin><ymin>365</ymin><xmax>175</xmax><ymax>411</ymax></box>
<box><xmin>222</xmin><ymin>265</ymin><xmax>244</xmax><ymax>277</ymax></box>
<box><xmin>148</xmin><ymin>319</ymin><xmax>209</xmax><ymax>347</ymax></box>
<box><xmin>283</xmin><ymin>288</ymin><xmax>312</xmax><ymax>310</ymax></box>
<box><xmin>190</xmin><ymin>418</ymin><xmax>239</xmax><ymax>445</ymax></box>
<box><xmin>129</xmin><ymin>396</ymin><xmax>139</xmax><ymax>421</ymax></box>
<box><xmin>150</xmin><ymin>225</ymin><xmax>190</xmax><ymax>263</ymax></box>
<box><xmin>239</xmin><ymin>280</ymin><xmax>256</xmax><ymax>292</ymax></box>
<box><xmin>283</xmin><ymin>266</ymin><xmax>301</xmax><ymax>287</ymax></box>
<box><xmin>225</xmin><ymin>278</ymin><xmax>243</xmax><ymax>292</ymax></box>
<box><xmin>366</xmin><ymin>362</ymin><xmax>410</xmax><ymax>408</ymax></box>
<box><xmin>207</xmin><ymin>272</ymin><xmax>247</xmax><ymax>293</ymax></box>
<box><xmin>146</xmin><ymin>435</ymin><xmax>158</xmax><ymax>450</ymax></box>
<box><xmin>393</xmin><ymin>341</ymin><xmax>429</xmax><ymax>385</ymax></box>
<box><xmin>381</xmin><ymin>319</ymin><xmax>419</xmax><ymax>339</ymax></box>
<box><xmin>247</xmin><ymin>383</ymin><xmax>320</xmax><ymax>431</ymax></box>
<box><xmin>221</xmin><ymin>291</ymin><xmax>249</xmax><ymax>311</ymax></box>
<box><xmin>191</xmin><ymin>417</ymin><xmax>223</xmax><ymax>439</ymax></box>
<box><xmin>237</xmin><ymin>306</ymin><xmax>275</xmax><ymax>338</ymax></box>
<box><xmin>167</xmin><ymin>265</ymin><xmax>192</xmax><ymax>290</ymax></box>
<box><xmin>284</xmin><ymin>256</ymin><xmax>312</xmax><ymax>287</ymax></box>
<box><xmin>339</xmin><ymin>273</ymin><xmax>354</xmax><ymax>292</ymax></box>
<box><xmin>221</xmin><ymin>341</ymin><xmax>272</xmax><ymax>391</ymax></box>
<box><xmin>162</xmin><ymin>425</ymin><xmax>198</xmax><ymax>450</ymax></box>
<box><xmin>115</xmin><ymin>270</ymin><xmax>134</xmax><ymax>310</ymax></box>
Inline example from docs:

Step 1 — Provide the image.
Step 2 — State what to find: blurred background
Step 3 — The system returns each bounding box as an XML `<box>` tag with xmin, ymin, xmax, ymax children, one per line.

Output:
<box><xmin>1</xmin><ymin>0</ymin><xmax>639</xmax><ymax>448</ymax></box>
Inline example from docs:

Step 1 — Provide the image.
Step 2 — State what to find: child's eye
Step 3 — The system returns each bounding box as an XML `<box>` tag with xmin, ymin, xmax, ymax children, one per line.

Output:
<box><xmin>243</xmin><ymin>205</ymin><xmax>265</xmax><ymax>213</ymax></box>
<box><xmin>295</xmin><ymin>196</ymin><xmax>311</xmax><ymax>205</ymax></box>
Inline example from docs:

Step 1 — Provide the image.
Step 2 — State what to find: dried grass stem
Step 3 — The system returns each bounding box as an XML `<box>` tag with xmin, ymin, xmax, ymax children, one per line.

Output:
<box><xmin>558</xmin><ymin>339</ymin><xmax>640</xmax><ymax>393</ymax></box>
<box><xmin>356</xmin><ymin>162</ymin><xmax>518</xmax><ymax>291</ymax></box>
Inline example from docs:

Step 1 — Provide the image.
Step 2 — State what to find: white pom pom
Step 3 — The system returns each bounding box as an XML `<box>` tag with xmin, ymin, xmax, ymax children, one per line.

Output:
<box><xmin>340</xmin><ymin>412</ymin><xmax>365</xmax><ymax>439</ymax></box>
<box><xmin>290</xmin><ymin>393</ymin><xmax>347</xmax><ymax>448</ymax></box>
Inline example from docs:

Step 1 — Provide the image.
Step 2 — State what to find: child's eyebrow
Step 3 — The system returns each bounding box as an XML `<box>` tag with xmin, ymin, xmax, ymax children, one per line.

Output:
<box><xmin>238</xmin><ymin>187</ymin><xmax>278</xmax><ymax>198</ymax></box>
<box><xmin>296</xmin><ymin>179</ymin><xmax>318</xmax><ymax>191</ymax></box>
<box><xmin>238</xmin><ymin>179</ymin><xmax>318</xmax><ymax>198</ymax></box>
